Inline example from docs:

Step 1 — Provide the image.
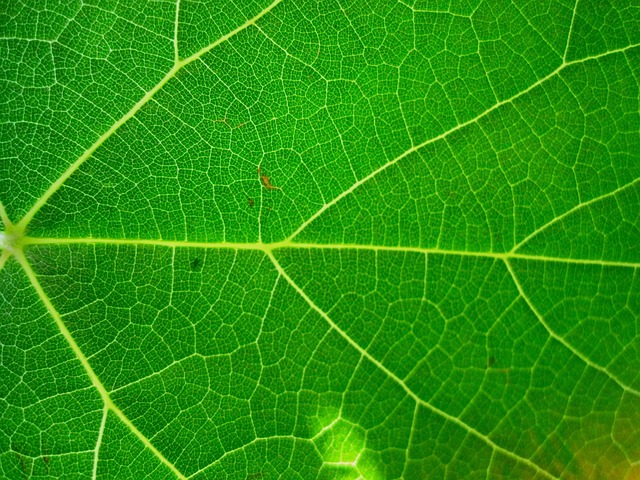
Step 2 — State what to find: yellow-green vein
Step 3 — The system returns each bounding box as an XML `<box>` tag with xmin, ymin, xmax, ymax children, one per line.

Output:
<box><xmin>20</xmin><ymin>236</ymin><xmax>640</xmax><ymax>269</ymax></box>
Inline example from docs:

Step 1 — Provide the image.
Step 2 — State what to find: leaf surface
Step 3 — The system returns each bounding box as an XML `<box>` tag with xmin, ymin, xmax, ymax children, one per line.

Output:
<box><xmin>1</xmin><ymin>0</ymin><xmax>639</xmax><ymax>478</ymax></box>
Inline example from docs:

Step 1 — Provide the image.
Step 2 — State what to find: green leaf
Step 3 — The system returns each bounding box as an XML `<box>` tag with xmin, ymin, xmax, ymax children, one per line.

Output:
<box><xmin>1</xmin><ymin>0</ymin><xmax>639</xmax><ymax>478</ymax></box>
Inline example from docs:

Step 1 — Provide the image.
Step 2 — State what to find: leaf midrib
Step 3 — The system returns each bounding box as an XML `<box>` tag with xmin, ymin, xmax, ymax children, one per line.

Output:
<box><xmin>17</xmin><ymin>236</ymin><xmax>640</xmax><ymax>269</ymax></box>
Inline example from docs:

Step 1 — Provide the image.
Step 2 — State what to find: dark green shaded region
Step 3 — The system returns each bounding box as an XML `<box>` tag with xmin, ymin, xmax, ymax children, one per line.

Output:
<box><xmin>0</xmin><ymin>0</ymin><xmax>81</xmax><ymax>40</ymax></box>
<box><xmin>0</xmin><ymin>258</ymin><xmax>103</xmax><ymax>479</ymax></box>
<box><xmin>469</xmin><ymin>0</ymin><xmax>566</xmax><ymax>100</ymax></box>
<box><xmin>190</xmin><ymin>437</ymin><xmax>321</xmax><ymax>480</ymax></box>
<box><xmin>405</xmin><ymin>406</ymin><xmax>546</xmax><ymax>480</ymax></box>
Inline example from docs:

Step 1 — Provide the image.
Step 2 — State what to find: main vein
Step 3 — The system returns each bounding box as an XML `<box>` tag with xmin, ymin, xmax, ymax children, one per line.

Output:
<box><xmin>20</xmin><ymin>236</ymin><xmax>640</xmax><ymax>269</ymax></box>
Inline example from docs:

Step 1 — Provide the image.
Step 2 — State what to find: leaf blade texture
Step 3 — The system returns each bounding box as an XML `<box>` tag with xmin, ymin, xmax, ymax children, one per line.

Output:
<box><xmin>1</xmin><ymin>0</ymin><xmax>639</xmax><ymax>478</ymax></box>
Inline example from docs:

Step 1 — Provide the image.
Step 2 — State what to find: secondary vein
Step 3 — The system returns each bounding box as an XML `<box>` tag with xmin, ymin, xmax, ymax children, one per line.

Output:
<box><xmin>286</xmin><ymin>43</ymin><xmax>640</xmax><ymax>243</ymax></box>
<box><xmin>16</xmin><ymin>0</ymin><xmax>283</xmax><ymax>231</ymax></box>
<box><xmin>268</xmin><ymin>250</ymin><xmax>558</xmax><ymax>480</ymax></box>
<box><xmin>511</xmin><ymin>177</ymin><xmax>640</xmax><ymax>253</ymax></box>
<box><xmin>15</xmin><ymin>250</ymin><xmax>189</xmax><ymax>480</ymax></box>
<box><xmin>504</xmin><ymin>258</ymin><xmax>640</xmax><ymax>398</ymax></box>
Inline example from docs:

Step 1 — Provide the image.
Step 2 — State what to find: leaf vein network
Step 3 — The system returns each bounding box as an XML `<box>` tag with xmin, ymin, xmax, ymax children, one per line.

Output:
<box><xmin>1</xmin><ymin>0</ymin><xmax>638</xmax><ymax>476</ymax></box>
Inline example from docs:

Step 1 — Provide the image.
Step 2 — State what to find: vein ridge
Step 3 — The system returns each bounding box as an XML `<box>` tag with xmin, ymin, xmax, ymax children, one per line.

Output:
<box><xmin>20</xmin><ymin>236</ymin><xmax>640</xmax><ymax>269</ymax></box>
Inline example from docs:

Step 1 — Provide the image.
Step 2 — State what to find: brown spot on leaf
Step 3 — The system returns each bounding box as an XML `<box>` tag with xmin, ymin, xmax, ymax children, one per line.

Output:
<box><xmin>258</xmin><ymin>165</ymin><xmax>282</xmax><ymax>191</ymax></box>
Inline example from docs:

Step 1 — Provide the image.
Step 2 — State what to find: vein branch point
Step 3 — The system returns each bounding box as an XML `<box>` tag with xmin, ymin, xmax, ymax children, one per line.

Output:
<box><xmin>0</xmin><ymin>224</ymin><xmax>25</xmax><ymax>255</ymax></box>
